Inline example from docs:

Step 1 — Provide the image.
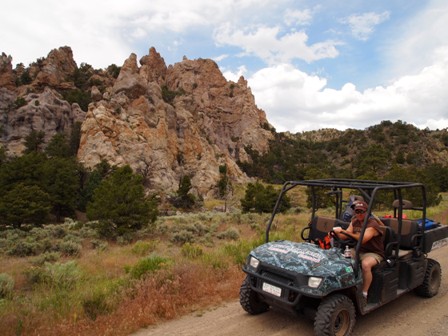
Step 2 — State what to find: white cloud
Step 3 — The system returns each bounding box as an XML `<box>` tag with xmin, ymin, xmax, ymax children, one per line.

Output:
<box><xmin>385</xmin><ymin>1</ymin><xmax>448</xmax><ymax>79</ymax></box>
<box><xmin>214</xmin><ymin>23</ymin><xmax>340</xmax><ymax>64</ymax></box>
<box><xmin>249</xmin><ymin>46</ymin><xmax>448</xmax><ymax>132</ymax></box>
<box><xmin>341</xmin><ymin>11</ymin><xmax>390</xmax><ymax>41</ymax></box>
<box><xmin>222</xmin><ymin>65</ymin><xmax>248</xmax><ymax>82</ymax></box>
<box><xmin>284</xmin><ymin>9</ymin><xmax>313</xmax><ymax>26</ymax></box>
<box><xmin>2</xmin><ymin>0</ymin><xmax>448</xmax><ymax>134</ymax></box>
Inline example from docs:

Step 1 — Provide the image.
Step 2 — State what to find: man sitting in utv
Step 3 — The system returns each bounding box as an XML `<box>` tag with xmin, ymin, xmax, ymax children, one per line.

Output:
<box><xmin>333</xmin><ymin>201</ymin><xmax>385</xmax><ymax>299</ymax></box>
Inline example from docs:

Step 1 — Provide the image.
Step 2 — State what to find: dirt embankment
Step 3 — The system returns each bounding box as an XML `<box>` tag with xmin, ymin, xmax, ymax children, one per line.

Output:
<box><xmin>133</xmin><ymin>244</ymin><xmax>448</xmax><ymax>336</ymax></box>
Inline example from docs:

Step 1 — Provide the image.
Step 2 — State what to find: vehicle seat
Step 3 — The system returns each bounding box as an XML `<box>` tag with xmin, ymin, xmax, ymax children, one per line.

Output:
<box><xmin>301</xmin><ymin>216</ymin><xmax>349</xmax><ymax>242</ymax></box>
<box><xmin>382</xmin><ymin>226</ymin><xmax>398</xmax><ymax>261</ymax></box>
<box><xmin>380</xmin><ymin>217</ymin><xmax>422</xmax><ymax>257</ymax></box>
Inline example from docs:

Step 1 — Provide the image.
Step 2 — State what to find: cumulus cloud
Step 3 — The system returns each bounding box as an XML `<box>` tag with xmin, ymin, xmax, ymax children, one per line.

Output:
<box><xmin>248</xmin><ymin>46</ymin><xmax>448</xmax><ymax>132</ymax></box>
<box><xmin>341</xmin><ymin>11</ymin><xmax>390</xmax><ymax>41</ymax></box>
<box><xmin>0</xmin><ymin>0</ymin><xmax>251</xmax><ymax>68</ymax></box>
<box><xmin>214</xmin><ymin>23</ymin><xmax>340</xmax><ymax>64</ymax></box>
<box><xmin>385</xmin><ymin>2</ymin><xmax>448</xmax><ymax>79</ymax></box>
<box><xmin>2</xmin><ymin>0</ymin><xmax>448</xmax><ymax>134</ymax></box>
<box><xmin>222</xmin><ymin>65</ymin><xmax>248</xmax><ymax>82</ymax></box>
<box><xmin>284</xmin><ymin>9</ymin><xmax>313</xmax><ymax>26</ymax></box>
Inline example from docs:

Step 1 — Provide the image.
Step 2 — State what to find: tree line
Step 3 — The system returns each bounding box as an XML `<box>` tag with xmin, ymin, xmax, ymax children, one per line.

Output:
<box><xmin>0</xmin><ymin>129</ymin><xmax>158</xmax><ymax>238</ymax></box>
<box><xmin>238</xmin><ymin>121</ymin><xmax>448</xmax><ymax>207</ymax></box>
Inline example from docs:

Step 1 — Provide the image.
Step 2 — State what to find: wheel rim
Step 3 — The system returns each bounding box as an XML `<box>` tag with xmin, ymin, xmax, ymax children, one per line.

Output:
<box><xmin>333</xmin><ymin>309</ymin><xmax>350</xmax><ymax>336</ymax></box>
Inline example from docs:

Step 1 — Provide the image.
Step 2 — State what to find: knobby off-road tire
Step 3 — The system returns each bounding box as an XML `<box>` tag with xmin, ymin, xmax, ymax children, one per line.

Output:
<box><xmin>415</xmin><ymin>258</ymin><xmax>441</xmax><ymax>298</ymax></box>
<box><xmin>239</xmin><ymin>275</ymin><xmax>269</xmax><ymax>315</ymax></box>
<box><xmin>314</xmin><ymin>294</ymin><xmax>356</xmax><ymax>336</ymax></box>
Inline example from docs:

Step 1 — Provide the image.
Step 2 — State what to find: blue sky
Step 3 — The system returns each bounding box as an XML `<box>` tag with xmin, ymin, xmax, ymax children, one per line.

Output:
<box><xmin>2</xmin><ymin>0</ymin><xmax>448</xmax><ymax>132</ymax></box>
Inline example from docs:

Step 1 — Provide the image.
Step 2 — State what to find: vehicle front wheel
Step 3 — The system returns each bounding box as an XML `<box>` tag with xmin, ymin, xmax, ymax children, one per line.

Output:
<box><xmin>314</xmin><ymin>294</ymin><xmax>356</xmax><ymax>336</ymax></box>
<box><xmin>415</xmin><ymin>258</ymin><xmax>441</xmax><ymax>298</ymax></box>
<box><xmin>239</xmin><ymin>275</ymin><xmax>269</xmax><ymax>315</ymax></box>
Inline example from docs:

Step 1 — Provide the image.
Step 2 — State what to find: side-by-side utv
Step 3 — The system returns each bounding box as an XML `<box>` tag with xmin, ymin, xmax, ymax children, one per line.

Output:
<box><xmin>240</xmin><ymin>179</ymin><xmax>448</xmax><ymax>336</ymax></box>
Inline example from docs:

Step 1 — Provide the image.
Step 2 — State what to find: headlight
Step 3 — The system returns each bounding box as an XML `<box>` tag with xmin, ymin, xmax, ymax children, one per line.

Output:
<box><xmin>249</xmin><ymin>256</ymin><xmax>260</xmax><ymax>269</ymax></box>
<box><xmin>308</xmin><ymin>276</ymin><xmax>322</xmax><ymax>288</ymax></box>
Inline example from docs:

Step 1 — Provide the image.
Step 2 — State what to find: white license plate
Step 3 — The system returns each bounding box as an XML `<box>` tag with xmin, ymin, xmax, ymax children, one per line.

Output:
<box><xmin>262</xmin><ymin>282</ymin><xmax>282</xmax><ymax>297</ymax></box>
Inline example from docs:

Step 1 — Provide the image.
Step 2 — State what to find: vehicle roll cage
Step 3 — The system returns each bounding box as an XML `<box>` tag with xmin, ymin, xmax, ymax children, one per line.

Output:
<box><xmin>265</xmin><ymin>178</ymin><xmax>427</xmax><ymax>276</ymax></box>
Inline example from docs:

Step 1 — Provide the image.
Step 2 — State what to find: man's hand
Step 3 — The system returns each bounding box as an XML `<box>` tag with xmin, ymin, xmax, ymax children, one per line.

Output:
<box><xmin>332</xmin><ymin>227</ymin><xmax>344</xmax><ymax>234</ymax></box>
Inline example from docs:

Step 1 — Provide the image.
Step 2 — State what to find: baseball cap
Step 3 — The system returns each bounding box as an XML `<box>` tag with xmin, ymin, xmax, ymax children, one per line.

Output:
<box><xmin>354</xmin><ymin>201</ymin><xmax>368</xmax><ymax>212</ymax></box>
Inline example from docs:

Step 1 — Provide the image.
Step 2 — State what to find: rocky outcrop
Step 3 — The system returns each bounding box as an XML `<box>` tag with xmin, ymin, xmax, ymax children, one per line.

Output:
<box><xmin>0</xmin><ymin>87</ymin><xmax>85</xmax><ymax>154</ymax></box>
<box><xmin>0</xmin><ymin>46</ymin><xmax>274</xmax><ymax>197</ymax></box>
<box><xmin>33</xmin><ymin>46</ymin><xmax>77</xmax><ymax>90</ymax></box>
<box><xmin>78</xmin><ymin>49</ymin><xmax>273</xmax><ymax>196</ymax></box>
<box><xmin>0</xmin><ymin>53</ymin><xmax>15</xmax><ymax>90</ymax></box>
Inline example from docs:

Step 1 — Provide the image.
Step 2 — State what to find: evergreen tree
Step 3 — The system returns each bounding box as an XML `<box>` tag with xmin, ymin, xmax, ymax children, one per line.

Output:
<box><xmin>0</xmin><ymin>147</ymin><xmax>7</xmax><ymax>165</ymax></box>
<box><xmin>86</xmin><ymin>165</ymin><xmax>156</xmax><ymax>235</ymax></box>
<box><xmin>0</xmin><ymin>183</ymin><xmax>51</xmax><ymax>228</ymax></box>
<box><xmin>217</xmin><ymin>164</ymin><xmax>230</xmax><ymax>198</ymax></box>
<box><xmin>171</xmin><ymin>175</ymin><xmax>196</xmax><ymax>209</ymax></box>
<box><xmin>0</xmin><ymin>152</ymin><xmax>47</xmax><ymax>192</ymax></box>
<box><xmin>45</xmin><ymin>133</ymin><xmax>71</xmax><ymax>158</ymax></box>
<box><xmin>24</xmin><ymin>130</ymin><xmax>45</xmax><ymax>153</ymax></box>
<box><xmin>69</xmin><ymin>122</ymin><xmax>82</xmax><ymax>156</ymax></box>
<box><xmin>241</xmin><ymin>181</ymin><xmax>290</xmax><ymax>213</ymax></box>
<box><xmin>41</xmin><ymin>157</ymin><xmax>79</xmax><ymax>221</ymax></box>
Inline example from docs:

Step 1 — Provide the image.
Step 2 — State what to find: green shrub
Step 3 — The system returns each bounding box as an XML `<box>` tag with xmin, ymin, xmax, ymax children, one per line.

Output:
<box><xmin>29</xmin><ymin>227</ymin><xmax>50</xmax><ymax>240</ymax></box>
<box><xmin>127</xmin><ymin>255</ymin><xmax>169</xmax><ymax>279</ymax></box>
<box><xmin>170</xmin><ymin>230</ymin><xmax>194</xmax><ymax>244</ymax></box>
<box><xmin>217</xmin><ymin>228</ymin><xmax>240</xmax><ymax>240</ymax></box>
<box><xmin>77</xmin><ymin>223</ymin><xmax>98</xmax><ymax>239</ymax></box>
<box><xmin>25</xmin><ymin>261</ymin><xmax>81</xmax><ymax>290</ymax></box>
<box><xmin>200</xmin><ymin>252</ymin><xmax>229</xmax><ymax>269</ymax></box>
<box><xmin>7</xmin><ymin>240</ymin><xmax>38</xmax><ymax>257</ymax></box>
<box><xmin>82</xmin><ymin>291</ymin><xmax>110</xmax><ymax>320</ymax></box>
<box><xmin>0</xmin><ymin>273</ymin><xmax>14</xmax><ymax>299</ymax></box>
<box><xmin>31</xmin><ymin>252</ymin><xmax>61</xmax><ymax>266</ymax></box>
<box><xmin>90</xmin><ymin>239</ymin><xmax>108</xmax><ymax>251</ymax></box>
<box><xmin>47</xmin><ymin>224</ymin><xmax>67</xmax><ymax>239</ymax></box>
<box><xmin>14</xmin><ymin>97</ymin><xmax>27</xmax><ymax>108</ymax></box>
<box><xmin>161</xmin><ymin>85</ymin><xmax>180</xmax><ymax>104</ymax></box>
<box><xmin>57</xmin><ymin>240</ymin><xmax>82</xmax><ymax>257</ymax></box>
<box><xmin>43</xmin><ymin>261</ymin><xmax>82</xmax><ymax>290</ymax></box>
<box><xmin>223</xmin><ymin>240</ymin><xmax>255</xmax><ymax>265</ymax></box>
<box><xmin>61</xmin><ymin>88</ymin><xmax>91</xmax><ymax>111</ymax></box>
<box><xmin>25</xmin><ymin>266</ymin><xmax>47</xmax><ymax>286</ymax></box>
<box><xmin>181</xmin><ymin>243</ymin><xmax>203</xmax><ymax>259</ymax></box>
<box><xmin>131</xmin><ymin>240</ymin><xmax>157</xmax><ymax>256</ymax></box>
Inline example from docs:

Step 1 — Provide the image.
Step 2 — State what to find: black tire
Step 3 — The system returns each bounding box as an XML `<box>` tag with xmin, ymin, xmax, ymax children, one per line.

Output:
<box><xmin>239</xmin><ymin>275</ymin><xmax>269</xmax><ymax>315</ymax></box>
<box><xmin>314</xmin><ymin>294</ymin><xmax>356</xmax><ymax>336</ymax></box>
<box><xmin>415</xmin><ymin>258</ymin><xmax>441</xmax><ymax>298</ymax></box>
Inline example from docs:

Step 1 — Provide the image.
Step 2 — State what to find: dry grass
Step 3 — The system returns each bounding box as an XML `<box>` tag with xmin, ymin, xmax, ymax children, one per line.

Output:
<box><xmin>0</xmin><ymin>212</ymin><xmax>287</xmax><ymax>336</ymax></box>
<box><xmin>8</xmin><ymin>263</ymin><xmax>244</xmax><ymax>336</ymax></box>
<box><xmin>2</xmin><ymin>193</ymin><xmax>446</xmax><ymax>336</ymax></box>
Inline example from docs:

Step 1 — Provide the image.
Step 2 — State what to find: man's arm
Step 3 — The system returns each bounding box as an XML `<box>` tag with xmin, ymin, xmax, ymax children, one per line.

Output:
<box><xmin>333</xmin><ymin>223</ymin><xmax>353</xmax><ymax>238</ymax></box>
<box><xmin>339</xmin><ymin>227</ymin><xmax>378</xmax><ymax>243</ymax></box>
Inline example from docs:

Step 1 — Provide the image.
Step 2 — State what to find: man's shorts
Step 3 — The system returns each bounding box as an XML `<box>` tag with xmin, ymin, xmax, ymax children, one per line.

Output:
<box><xmin>360</xmin><ymin>252</ymin><xmax>383</xmax><ymax>264</ymax></box>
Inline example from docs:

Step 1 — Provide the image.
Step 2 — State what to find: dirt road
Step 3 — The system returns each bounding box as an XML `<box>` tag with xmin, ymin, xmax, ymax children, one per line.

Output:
<box><xmin>133</xmin><ymin>243</ymin><xmax>448</xmax><ymax>336</ymax></box>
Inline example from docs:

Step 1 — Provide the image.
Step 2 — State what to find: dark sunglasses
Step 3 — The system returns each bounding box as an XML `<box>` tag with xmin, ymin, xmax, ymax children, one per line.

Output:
<box><xmin>355</xmin><ymin>210</ymin><xmax>366</xmax><ymax>214</ymax></box>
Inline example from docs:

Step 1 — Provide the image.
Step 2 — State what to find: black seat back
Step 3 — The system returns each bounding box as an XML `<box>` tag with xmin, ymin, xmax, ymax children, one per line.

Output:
<box><xmin>301</xmin><ymin>216</ymin><xmax>348</xmax><ymax>242</ymax></box>
<box><xmin>381</xmin><ymin>218</ymin><xmax>421</xmax><ymax>250</ymax></box>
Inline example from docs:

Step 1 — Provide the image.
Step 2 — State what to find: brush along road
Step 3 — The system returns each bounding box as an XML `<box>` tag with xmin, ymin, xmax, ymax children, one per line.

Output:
<box><xmin>134</xmin><ymin>241</ymin><xmax>448</xmax><ymax>336</ymax></box>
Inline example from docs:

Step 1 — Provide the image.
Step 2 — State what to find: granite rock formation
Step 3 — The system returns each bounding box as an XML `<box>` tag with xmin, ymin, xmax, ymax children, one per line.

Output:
<box><xmin>0</xmin><ymin>46</ymin><xmax>274</xmax><ymax>197</ymax></box>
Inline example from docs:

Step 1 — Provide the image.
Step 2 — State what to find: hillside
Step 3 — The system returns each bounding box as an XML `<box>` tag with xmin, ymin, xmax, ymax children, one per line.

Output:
<box><xmin>1</xmin><ymin>46</ymin><xmax>448</xmax><ymax>198</ymax></box>
<box><xmin>240</xmin><ymin>120</ymin><xmax>448</xmax><ymax>185</ymax></box>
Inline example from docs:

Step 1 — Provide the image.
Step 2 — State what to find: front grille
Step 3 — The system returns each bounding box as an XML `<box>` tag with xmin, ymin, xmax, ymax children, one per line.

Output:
<box><xmin>261</xmin><ymin>271</ymin><xmax>294</xmax><ymax>287</ymax></box>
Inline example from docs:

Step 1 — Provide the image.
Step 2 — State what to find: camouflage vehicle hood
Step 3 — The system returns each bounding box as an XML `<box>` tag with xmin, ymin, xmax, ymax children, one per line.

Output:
<box><xmin>250</xmin><ymin>240</ymin><xmax>361</xmax><ymax>295</ymax></box>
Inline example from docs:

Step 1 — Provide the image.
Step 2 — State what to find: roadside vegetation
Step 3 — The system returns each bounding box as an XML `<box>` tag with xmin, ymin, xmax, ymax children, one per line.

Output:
<box><xmin>1</xmin><ymin>189</ymin><xmax>447</xmax><ymax>336</ymax></box>
<box><xmin>0</xmin><ymin>210</ymin><xmax>308</xmax><ymax>336</ymax></box>
<box><xmin>1</xmin><ymin>120</ymin><xmax>448</xmax><ymax>335</ymax></box>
